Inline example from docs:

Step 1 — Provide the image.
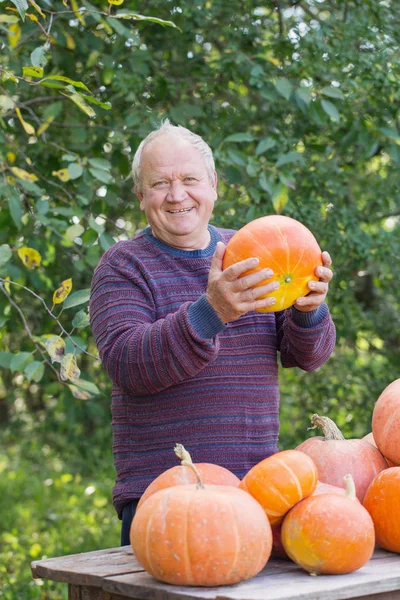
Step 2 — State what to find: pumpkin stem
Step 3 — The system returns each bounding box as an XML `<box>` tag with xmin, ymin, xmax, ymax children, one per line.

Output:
<box><xmin>307</xmin><ymin>414</ymin><xmax>345</xmax><ymax>441</ymax></box>
<box><xmin>343</xmin><ymin>474</ymin><xmax>357</xmax><ymax>500</ymax></box>
<box><xmin>174</xmin><ymin>443</ymin><xmax>205</xmax><ymax>489</ymax></box>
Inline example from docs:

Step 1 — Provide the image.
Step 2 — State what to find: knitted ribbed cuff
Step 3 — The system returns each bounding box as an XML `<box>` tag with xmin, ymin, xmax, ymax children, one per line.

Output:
<box><xmin>187</xmin><ymin>295</ymin><xmax>226</xmax><ymax>339</ymax></box>
<box><xmin>290</xmin><ymin>302</ymin><xmax>329</xmax><ymax>328</ymax></box>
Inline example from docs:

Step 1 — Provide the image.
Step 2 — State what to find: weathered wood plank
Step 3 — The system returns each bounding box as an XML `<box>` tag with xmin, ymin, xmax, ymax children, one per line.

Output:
<box><xmin>31</xmin><ymin>546</ymin><xmax>144</xmax><ymax>587</ymax></box>
<box><xmin>68</xmin><ymin>584</ymin><xmax>134</xmax><ymax>600</ymax></box>
<box><xmin>102</xmin><ymin>550</ymin><xmax>400</xmax><ymax>600</ymax></box>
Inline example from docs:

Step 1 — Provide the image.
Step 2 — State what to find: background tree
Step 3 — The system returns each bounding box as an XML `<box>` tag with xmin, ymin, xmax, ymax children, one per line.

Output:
<box><xmin>1</xmin><ymin>0</ymin><xmax>399</xmax><ymax>597</ymax></box>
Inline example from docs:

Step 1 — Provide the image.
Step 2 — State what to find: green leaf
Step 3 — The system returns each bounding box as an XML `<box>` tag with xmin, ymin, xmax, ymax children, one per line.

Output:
<box><xmin>10</xmin><ymin>0</ymin><xmax>28</xmax><ymax>21</ymax></box>
<box><xmin>275</xmin><ymin>78</ymin><xmax>293</xmax><ymax>101</ymax></box>
<box><xmin>8</xmin><ymin>191</ymin><xmax>23</xmax><ymax>230</ymax></box>
<box><xmin>0</xmin><ymin>352</ymin><xmax>13</xmax><ymax>368</ymax></box>
<box><xmin>89</xmin><ymin>168</ymin><xmax>113</xmax><ymax>184</ymax></box>
<box><xmin>10</xmin><ymin>352</ymin><xmax>34</xmax><ymax>372</ymax></box>
<box><xmin>66</xmin><ymin>224</ymin><xmax>85</xmax><ymax>241</ymax></box>
<box><xmin>276</xmin><ymin>151</ymin><xmax>303</xmax><ymax>168</ymax></box>
<box><xmin>114</xmin><ymin>11</ymin><xmax>181</xmax><ymax>30</ymax></box>
<box><xmin>70</xmin><ymin>378</ymin><xmax>101</xmax><ymax>397</ymax></box>
<box><xmin>321</xmin><ymin>100</ymin><xmax>340</xmax><ymax>122</ymax></box>
<box><xmin>271</xmin><ymin>184</ymin><xmax>289</xmax><ymax>214</ymax></box>
<box><xmin>24</xmin><ymin>361</ymin><xmax>45</xmax><ymax>382</ymax></box>
<box><xmin>258</xmin><ymin>172</ymin><xmax>273</xmax><ymax>195</ymax></box>
<box><xmin>88</xmin><ymin>215</ymin><xmax>104</xmax><ymax>234</ymax></box>
<box><xmin>72</xmin><ymin>310</ymin><xmax>90</xmax><ymax>328</ymax></box>
<box><xmin>296</xmin><ymin>87</ymin><xmax>312</xmax><ymax>105</ymax></box>
<box><xmin>99</xmin><ymin>233</ymin><xmax>115</xmax><ymax>251</ymax></box>
<box><xmin>223</xmin><ymin>132</ymin><xmax>255</xmax><ymax>143</ymax></box>
<box><xmin>62</xmin><ymin>154</ymin><xmax>78</xmax><ymax>162</ymax></box>
<box><xmin>0</xmin><ymin>14</ymin><xmax>20</xmax><ymax>23</ymax></box>
<box><xmin>226</xmin><ymin>148</ymin><xmax>247</xmax><ymax>167</ymax></box>
<box><xmin>63</xmin><ymin>288</ymin><xmax>91</xmax><ymax>309</ymax></box>
<box><xmin>42</xmin><ymin>76</ymin><xmax>91</xmax><ymax>92</ymax></box>
<box><xmin>62</xmin><ymin>93</ymin><xmax>96</xmax><ymax>118</ymax></box>
<box><xmin>83</xmin><ymin>96</ymin><xmax>112</xmax><ymax>110</ymax></box>
<box><xmin>377</xmin><ymin>127</ymin><xmax>400</xmax><ymax>142</ymax></box>
<box><xmin>88</xmin><ymin>158</ymin><xmax>111</xmax><ymax>171</ymax></box>
<box><xmin>321</xmin><ymin>86</ymin><xmax>345</xmax><ymax>100</ymax></box>
<box><xmin>67</xmin><ymin>163</ymin><xmax>83</xmax><ymax>180</ymax></box>
<box><xmin>255</xmin><ymin>137</ymin><xmax>276</xmax><ymax>156</ymax></box>
<box><xmin>31</xmin><ymin>46</ymin><xmax>48</xmax><ymax>68</ymax></box>
<box><xmin>0</xmin><ymin>244</ymin><xmax>12</xmax><ymax>267</ymax></box>
<box><xmin>22</xmin><ymin>66</ymin><xmax>44</xmax><ymax>78</ymax></box>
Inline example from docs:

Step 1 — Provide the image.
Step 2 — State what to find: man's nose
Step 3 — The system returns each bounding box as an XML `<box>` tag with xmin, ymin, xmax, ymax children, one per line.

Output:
<box><xmin>167</xmin><ymin>180</ymin><xmax>187</xmax><ymax>202</ymax></box>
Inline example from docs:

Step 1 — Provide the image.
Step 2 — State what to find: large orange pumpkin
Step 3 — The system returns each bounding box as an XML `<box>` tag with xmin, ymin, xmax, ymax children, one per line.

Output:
<box><xmin>131</xmin><ymin>484</ymin><xmax>272</xmax><ymax>586</ymax></box>
<box><xmin>222</xmin><ymin>215</ymin><xmax>322</xmax><ymax>312</ymax></box>
<box><xmin>239</xmin><ymin>449</ymin><xmax>318</xmax><ymax>525</ymax></box>
<box><xmin>296</xmin><ymin>413</ymin><xmax>387</xmax><ymax>501</ymax></box>
<box><xmin>137</xmin><ymin>444</ymin><xmax>240</xmax><ymax>510</ymax></box>
<box><xmin>372</xmin><ymin>378</ymin><xmax>400</xmax><ymax>465</ymax></box>
<box><xmin>281</xmin><ymin>474</ymin><xmax>375</xmax><ymax>575</ymax></box>
<box><xmin>363</xmin><ymin>467</ymin><xmax>400</xmax><ymax>553</ymax></box>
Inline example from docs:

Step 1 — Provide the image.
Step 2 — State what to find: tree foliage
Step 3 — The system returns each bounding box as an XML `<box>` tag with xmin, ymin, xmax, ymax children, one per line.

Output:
<box><xmin>0</xmin><ymin>0</ymin><xmax>400</xmax><ymax>592</ymax></box>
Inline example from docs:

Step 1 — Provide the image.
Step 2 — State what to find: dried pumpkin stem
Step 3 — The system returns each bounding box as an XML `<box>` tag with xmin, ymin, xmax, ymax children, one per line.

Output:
<box><xmin>307</xmin><ymin>414</ymin><xmax>345</xmax><ymax>441</ymax></box>
<box><xmin>174</xmin><ymin>443</ymin><xmax>205</xmax><ymax>489</ymax></box>
<box><xmin>343</xmin><ymin>474</ymin><xmax>357</xmax><ymax>500</ymax></box>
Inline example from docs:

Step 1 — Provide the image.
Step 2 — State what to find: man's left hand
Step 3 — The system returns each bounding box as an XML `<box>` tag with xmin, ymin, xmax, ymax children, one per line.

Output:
<box><xmin>294</xmin><ymin>251</ymin><xmax>333</xmax><ymax>313</ymax></box>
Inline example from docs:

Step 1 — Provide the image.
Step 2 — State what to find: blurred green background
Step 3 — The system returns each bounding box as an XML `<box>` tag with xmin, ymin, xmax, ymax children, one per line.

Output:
<box><xmin>0</xmin><ymin>0</ymin><xmax>399</xmax><ymax>597</ymax></box>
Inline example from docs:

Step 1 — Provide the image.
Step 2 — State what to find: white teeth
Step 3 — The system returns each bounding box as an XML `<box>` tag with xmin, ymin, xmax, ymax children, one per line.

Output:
<box><xmin>169</xmin><ymin>208</ymin><xmax>192</xmax><ymax>213</ymax></box>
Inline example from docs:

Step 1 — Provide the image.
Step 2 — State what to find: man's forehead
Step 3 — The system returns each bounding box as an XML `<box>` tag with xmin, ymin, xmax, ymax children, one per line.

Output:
<box><xmin>142</xmin><ymin>135</ymin><xmax>206</xmax><ymax>171</ymax></box>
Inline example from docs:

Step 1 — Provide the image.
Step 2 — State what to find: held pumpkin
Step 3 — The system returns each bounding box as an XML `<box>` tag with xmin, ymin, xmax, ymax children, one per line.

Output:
<box><xmin>296</xmin><ymin>413</ymin><xmax>387</xmax><ymax>501</ymax></box>
<box><xmin>372</xmin><ymin>378</ymin><xmax>400</xmax><ymax>466</ymax></box>
<box><xmin>363</xmin><ymin>467</ymin><xmax>400</xmax><ymax>553</ymax></box>
<box><xmin>281</xmin><ymin>474</ymin><xmax>375</xmax><ymax>575</ymax></box>
<box><xmin>130</xmin><ymin>477</ymin><xmax>272</xmax><ymax>586</ymax></box>
<box><xmin>239</xmin><ymin>449</ymin><xmax>318</xmax><ymax>525</ymax></box>
<box><xmin>137</xmin><ymin>444</ymin><xmax>240</xmax><ymax>510</ymax></box>
<box><xmin>222</xmin><ymin>215</ymin><xmax>322</xmax><ymax>312</ymax></box>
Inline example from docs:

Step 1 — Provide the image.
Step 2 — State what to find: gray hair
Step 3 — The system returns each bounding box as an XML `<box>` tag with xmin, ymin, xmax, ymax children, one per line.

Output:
<box><xmin>132</xmin><ymin>119</ymin><xmax>216</xmax><ymax>191</ymax></box>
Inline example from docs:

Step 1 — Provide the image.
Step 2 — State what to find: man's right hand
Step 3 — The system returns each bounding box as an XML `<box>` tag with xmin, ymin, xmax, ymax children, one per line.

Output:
<box><xmin>206</xmin><ymin>241</ymin><xmax>280</xmax><ymax>324</ymax></box>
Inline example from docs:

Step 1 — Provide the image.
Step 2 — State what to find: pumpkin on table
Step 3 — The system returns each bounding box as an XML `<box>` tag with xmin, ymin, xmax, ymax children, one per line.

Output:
<box><xmin>296</xmin><ymin>413</ymin><xmax>387</xmax><ymax>501</ymax></box>
<box><xmin>239</xmin><ymin>449</ymin><xmax>318</xmax><ymax>525</ymax></box>
<box><xmin>222</xmin><ymin>215</ymin><xmax>322</xmax><ymax>312</ymax></box>
<box><xmin>137</xmin><ymin>444</ymin><xmax>240</xmax><ymax>510</ymax></box>
<box><xmin>130</xmin><ymin>460</ymin><xmax>272</xmax><ymax>587</ymax></box>
<box><xmin>281</xmin><ymin>474</ymin><xmax>375</xmax><ymax>575</ymax></box>
<box><xmin>372</xmin><ymin>378</ymin><xmax>400</xmax><ymax>466</ymax></box>
<box><xmin>363</xmin><ymin>467</ymin><xmax>400</xmax><ymax>553</ymax></box>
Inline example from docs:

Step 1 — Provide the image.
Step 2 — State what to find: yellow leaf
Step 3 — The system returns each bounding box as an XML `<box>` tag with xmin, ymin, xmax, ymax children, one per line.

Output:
<box><xmin>17</xmin><ymin>247</ymin><xmax>42</xmax><ymax>269</ymax></box>
<box><xmin>45</xmin><ymin>336</ymin><xmax>66</xmax><ymax>364</ymax></box>
<box><xmin>4</xmin><ymin>276</ymin><xmax>11</xmax><ymax>294</ymax></box>
<box><xmin>8</xmin><ymin>23</ymin><xmax>21</xmax><ymax>49</ymax></box>
<box><xmin>272</xmin><ymin>184</ymin><xmax>289</xmax><ymax>214</ymax></box>
<box><xmin>52</xmin><ymin>168</ymin><xmax>71</xmax><ymax>182</ymax></box>
<box><xmin>28</xmin><ymin>0</ymin><xmax>46</xmax><ymax>18</ymax></box>
<box><xmin>53</xmin><ymin>278</ymin><xmax>73</xmax><ymax>304</ymax></box>
<box><xmin>64</xmin><ymin>31</ymin><xmax>76</xmax><ymax>50</ymax></box>
<box><xmin>70</xmin><ymin>0</ymin><xmax>85</xmax><ymax>25</ymax></box>
<box><xmin>60</xmin><ymin>353</ymin><xmax>81</xmax><ymax>382</ymax></box>
<box><xmin>108</xmin><ymin>0</ymin><xmax>124</xmax><ymax>4</ymax></box>
<box><xmin>37</xmin><ymin>115</ymin><xmax>54</xmax><ymax>137</ymax></box>
<box><xmin>6</xmin><ymin>152</ymin><xmax>16</xmax><ymax>163</ymax></box>
<box><xmin>22</xmin><ymin>66</ymin><xmax>44</xmax><ymax>78</ymax></box>
<box><xmin>26</xmin><ymin>12</ymin><xmax>39</xmax><ymax>22</ymax></box>
<box><xmin>62</xmin><ymin>93</ymin><xmax>96</xmax><ymax>118</ymax></box>
<box><xmin>15</xmin><ymin>107</ymin><xmax>36</xmax><ymax>135</ymax></box>
<box><xmin>6</xmin><ymin>176</ymin><xmax>15</xmax><ymax>185</ymax></box>
<box><xmin>10</xmin><ymin>166</ymin><xmax>38</xmax><ymax>182</ymax></box>
<box><xmin>68</xmin><ymin>384</ymin><xmax>91</xmax><ymax>399</ymax></box>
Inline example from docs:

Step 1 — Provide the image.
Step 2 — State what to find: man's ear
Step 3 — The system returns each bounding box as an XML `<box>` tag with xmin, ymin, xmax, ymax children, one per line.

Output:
<box><xmin>135</xmin><ymin>187</ymin><xmax>145</xmax><ymax>211</ymax></box>
<box><xmin>212</xmin><ymin>171</ymin><xmax>218</xmax><ymax>200</ymax></box>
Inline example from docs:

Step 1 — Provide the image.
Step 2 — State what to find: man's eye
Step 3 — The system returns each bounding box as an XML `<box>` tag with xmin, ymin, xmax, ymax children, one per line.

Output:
<box><xmin>185</xmin><ymin>177</ymin><xmax>196</xmax><ymax>182</ymax></box>
<box><xmin>154</xmin><ymin>181</ymin><xmax>167</xmax><ymax>187</ymax></box>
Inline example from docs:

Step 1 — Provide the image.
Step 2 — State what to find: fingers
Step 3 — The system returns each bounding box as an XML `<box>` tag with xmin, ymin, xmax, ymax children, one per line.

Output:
<box><xmin>321</xmin><ymin>251</ymin><xmax>332</xmax><ymax>267</ymax></box>
<box><xmin>223</xmin><ymin>256</ymin><xmax>261</xmax><ymax>282</ymax></box>
<box><xmin>232</xmin><ymin>268</ymin><xmax>274</xmax><ymax>292</ymax></box>
<box><xmin>210</xmin><ymin>241</ymin><xmax>226</xmax><ymax>272</ymax></box>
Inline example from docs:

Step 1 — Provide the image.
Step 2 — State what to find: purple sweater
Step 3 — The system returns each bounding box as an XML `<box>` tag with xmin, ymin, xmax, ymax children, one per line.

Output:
<box><xmin>89</xmin><ymin>225</ymin><xmax>336</xmax><ymax>517</ymax></box>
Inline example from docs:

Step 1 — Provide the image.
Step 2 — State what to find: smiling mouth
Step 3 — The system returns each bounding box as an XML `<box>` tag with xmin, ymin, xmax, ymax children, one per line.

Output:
<box><xmin>167</xmin><ymin>207</ymin><xmax>194</xmax><ymax>214</ymax></box>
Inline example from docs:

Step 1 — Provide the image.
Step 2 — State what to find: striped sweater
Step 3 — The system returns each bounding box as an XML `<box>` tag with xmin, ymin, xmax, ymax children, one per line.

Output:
<box><xmin>89</xmin><ymin>224</ymin><xmax>336</xmax><ymax>517</ymax></box>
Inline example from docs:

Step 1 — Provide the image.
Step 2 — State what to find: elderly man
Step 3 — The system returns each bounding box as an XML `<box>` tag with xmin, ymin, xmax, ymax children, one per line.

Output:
<box><xmin>89</xmin><ymin>120</ymin><xmax>335</xmax><ymax>545</ymax></box>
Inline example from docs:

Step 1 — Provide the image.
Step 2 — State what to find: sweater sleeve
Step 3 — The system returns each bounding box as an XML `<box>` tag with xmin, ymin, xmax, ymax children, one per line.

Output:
<box><xmin>276</xmin><ymin>303</ymin><xmax>336</xmax><ymax>371</ymax></box>
<box><xmin>89</xmin><ymin>255</ymin><xmax>224</xmax><ymax>397</ymax></box>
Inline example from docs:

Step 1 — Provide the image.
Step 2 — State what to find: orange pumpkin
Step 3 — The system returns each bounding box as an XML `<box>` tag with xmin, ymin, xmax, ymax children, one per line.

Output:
<box><xmin>372</xmin><ymin>378</ymin><xmax>400</xmax><ymax>465</ymax></box>
<box><xmin>222</xmin><ymin>215</ymin><xmax>322</xmax><ymax>312</ymax></box>
<box><xmin>296</xmin><ymin>414</ymin><xmax>387</xmax><ymax>501</ymax></box>
<box><xmin>239</xmin><ymin>449</ymin><xmax>318</xmax><ymax>525</ymax></box>
<box><xmin>363</xmin><ymin>467</ymin><xmax>400</xmax><ymax>553</ymax></box>
<box><xmin>281</xmin><ymin>475</ymin><xmax>375</xmax><ymax>575</ymax></box>
<box><xmin>137</xmin><ymin>444</ymin><xmax>240</xmax><ymax>510</ymax></box>
<box><xmin>131</xmin><ymin>484</ymin><xmax>272</xmax><ymax>586</ymax></box>
<box><xmin>363</xmin><ymin>432</ymin><xmax>394</xmax><ymax>467</ymax></box>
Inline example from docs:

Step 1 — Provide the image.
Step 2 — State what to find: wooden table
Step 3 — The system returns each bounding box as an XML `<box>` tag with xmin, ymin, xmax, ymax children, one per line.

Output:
<box><xmin>31</xmin><ymin>546</ymin><xmax>400</xmax><ymax>600</ymax></box>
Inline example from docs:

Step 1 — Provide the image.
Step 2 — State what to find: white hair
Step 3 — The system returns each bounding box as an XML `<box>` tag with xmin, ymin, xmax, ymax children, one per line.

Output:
<box><xmin>131</xmin><ymin>119</ymin><xmax>216</xmax><ymax>191</ymax></box>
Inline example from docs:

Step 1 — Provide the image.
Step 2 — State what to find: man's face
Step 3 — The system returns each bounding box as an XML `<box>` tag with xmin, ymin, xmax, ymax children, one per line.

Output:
<box><xmin>136</xmin><ymin>134</ymin><xmax>217</xmax><ymax>250</ymax></box>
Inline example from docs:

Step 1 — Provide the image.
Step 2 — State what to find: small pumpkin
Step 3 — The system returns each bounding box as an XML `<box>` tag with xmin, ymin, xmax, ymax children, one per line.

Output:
<box><xmin>137</xmin><ymin>444</ymin><xmax>240</xmax><ymax>510</ymax></box>
<box><xmin>296</xmin><ymin>413</ymin><xmax>387</xmax><ymax>501</ymax></box>
<box><xmin>363</xmin><ymin>467</ymin><xmax>400</xmax><ymax>553</ymax></box>
<box><xmin>131</xmin><ymin>463</ymin><xmax>272</xmax><ymax>586</ymax></box>
<box><xmin>281</xmin><ymin>474</ymin><xmax>375</xmax><ymax>575</ymax></box>
<box><xmin>372</xmin><ymin>378</ymin><xmax>400</xmax><ymax>466</ymax></box>
<box><xmin>222</xmin><ymin>215</ymin><xmax>322</xmax><ymax>312</ymax></box>
<box><xmin>239</xmin><ymin>449</ymin><xmax>318</xmax><ymax>525</ymax></box>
